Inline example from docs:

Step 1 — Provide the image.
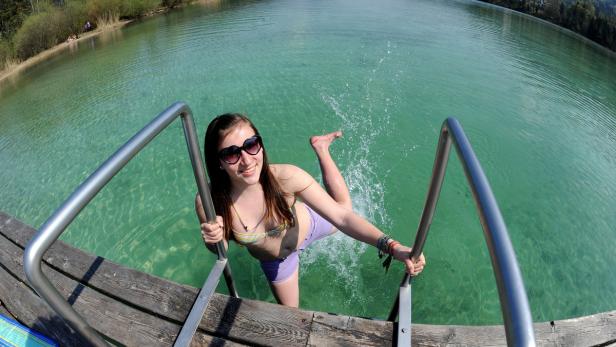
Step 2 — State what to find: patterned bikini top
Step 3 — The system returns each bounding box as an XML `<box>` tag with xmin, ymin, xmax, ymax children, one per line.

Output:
<box><xmin>231</xmin><ymin>198</ymin><xmax>297</xmax><ymax>246</ymax></box>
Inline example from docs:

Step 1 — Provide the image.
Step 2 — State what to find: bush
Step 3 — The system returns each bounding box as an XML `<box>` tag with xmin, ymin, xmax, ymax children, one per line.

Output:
<box><xmin>122</xmin><ymin>0</ymin><xmax>160</xmax><ymax>18</ymax></box>
<box><xmin>0</xmin><ymin>1</ymin><xmax>31</xmax><ymax>40</ymax></box>
<box><xmin>12</xmin><ymin>8</ymin><xmax>73</xmax><ymax>60</ymax></box>
<box><xmin>5</xmin><ymin>0</ymin><xmax>189</xmax><ymax>64</ymax></box>
<box><xmin>86</xmin><ymin>0</ymin><xmax>123</xmax><ymax>24</ymax></box>
<box><xmin>13</xmin><ymin>12</ymin><xmax>56</xmax><ymax>60</ymax></box>
<box><xmin>161</xmin><ymin>0</ymin><xmax>188</xmax><ymax>8</ymax></box>
<box><xmin>87</xmin><ymin>0</ymin><xmax>159</xmax><ymax>24</ymax></box>
<box><xmin>0</xmin><ymin>39</ymin><xmax>13</xmax><ymax>70</ymax></box>
<box><xmin>64</xmin><ymin>1</ymin><xmax>89</xmax><ymax>34</ymax></box>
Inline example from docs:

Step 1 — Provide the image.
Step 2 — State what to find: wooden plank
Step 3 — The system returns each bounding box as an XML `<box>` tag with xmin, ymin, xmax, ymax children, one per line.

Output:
<box><xmin>308</xmin><ymin>312</ymin><xmax>393</xmax><ymax>346</ymax></box>
<box><xmin>410</xmin><ymin>324</ymin><xmax>506</xmax><ymax>346</ymax></box>
<box><xmin>411</xmin><ymin>314</ymin><xmax>616</xmax><ymax>347</ymax></box>
<box><xmin>534</xmin><ymin>312</ymin><xmax>616</xmax><ymax>347</ymax></box>
<box><xmin>4</xmin><ymin>212</ymin><xmax>616</xmax><ymax>347</ymax></box>
<box><xmin>201</xmin><ymin>294</ymin><xmax>314</xmax><ymax>346</ymax></box>
<box><xmin>0</xmin><ymin>211</ymin><xmax>314</xmax><ymax>346</ymax></box>
<box><xmin>189</xmin><ymin>332</ymin><xmax>248</xmax><ymax>347</ymax></box>
<box><xmin>0</xmin><ymin>262</ymin><xmax>91</xmax><ymax>346</ymax></box>
<box><xmin>0</xmin><ymin>211</ymin><xmax>199</xmax><ymax>324</ymax></box>
<box><xmin>0</xmin><ymin>231</ymin><xmax>242</xmax><ymax>347</ymax></box>
<box><xmin>0</xmin><ymin>299</ymin><xmax>17</xmax><ymax>320</ymax></box>
<box><xmin>0</xmin><ymin>232</ymin><xmax>178</xmax><ymax>345</ymax></box>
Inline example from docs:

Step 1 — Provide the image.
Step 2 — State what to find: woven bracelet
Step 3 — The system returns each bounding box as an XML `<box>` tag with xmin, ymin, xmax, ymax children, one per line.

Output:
<box><xmin>380</xmin><ymin>238</ymin><xmax>399</xmax><ymax>273</ymax></box>
<box><xmin>377</xmin><ymin>235</ymin><xmax>391</xmax><ymax>258</ymax></box>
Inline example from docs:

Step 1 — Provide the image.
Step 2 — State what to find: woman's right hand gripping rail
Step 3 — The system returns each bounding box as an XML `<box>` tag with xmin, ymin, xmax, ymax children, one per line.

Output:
<box><xmin>200</xmin><ymin>216</ymin><xmax>225</xmax><ymax>244</ymax></box>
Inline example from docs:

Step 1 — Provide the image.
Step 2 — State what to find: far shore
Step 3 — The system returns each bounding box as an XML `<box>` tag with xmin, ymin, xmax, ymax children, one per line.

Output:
<box><xmin>0</xmin><ymin>20</ymin><xmax>131</xmax><ymax>85</ymax></box>
<box><xmin>0</xmin><ymin>0</ymin><xmax>220</xmax><ymax>86</ymax></box>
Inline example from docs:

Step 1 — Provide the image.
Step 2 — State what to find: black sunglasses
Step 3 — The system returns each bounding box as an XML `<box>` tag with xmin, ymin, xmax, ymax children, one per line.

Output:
<box><xmin>218</xmin><ymin>135</ymin><xmax>262</xmax><ymax>165</ymax></box>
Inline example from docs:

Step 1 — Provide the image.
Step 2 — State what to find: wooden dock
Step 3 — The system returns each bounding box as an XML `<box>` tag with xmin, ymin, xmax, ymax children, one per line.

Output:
<box><xmin>1</xmin><ymin>211</ymin><xmax>615</xmax><ymax>346</ymax></box>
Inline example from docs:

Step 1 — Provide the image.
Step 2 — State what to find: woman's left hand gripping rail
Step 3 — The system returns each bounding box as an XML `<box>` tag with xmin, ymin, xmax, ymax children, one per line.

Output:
<box><xmin>393</xmin><ymin>245</ymin><xmax>426</xmax><ymax>276</ymax></box>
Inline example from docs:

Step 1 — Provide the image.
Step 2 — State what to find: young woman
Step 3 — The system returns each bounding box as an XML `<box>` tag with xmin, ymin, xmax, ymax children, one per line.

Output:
<box><xmin>196</xmin><ymin>113</ymin><xmax>425</xmax><ymax>307</ymax></box>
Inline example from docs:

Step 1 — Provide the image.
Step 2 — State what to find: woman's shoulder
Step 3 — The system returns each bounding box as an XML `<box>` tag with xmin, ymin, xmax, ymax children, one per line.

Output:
<box><xmin>270</xmin><ymin>163</ymin><xmax>301</xmax><ymax>177</ymax></box>
<box><xmin>269</xmin><ymin>164</ymin><xmax>314</xmax><ymax>192</ymax></box>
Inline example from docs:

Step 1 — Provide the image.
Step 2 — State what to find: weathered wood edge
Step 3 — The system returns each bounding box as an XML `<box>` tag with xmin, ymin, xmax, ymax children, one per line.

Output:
<box><xmin>199</xmin><ymin>293</ymin><xmax>314</xmax><ymax>346</ymax></box>
<box><xmin>308</xmin><ymin>312</ymin><xmax>393</xmax><ymax>346</ymax></box>
<box><xmin>0</xmin><ymin>231</ymin><xmax>245</xmax><ymax>347</ymax></box>
<box><xmin>0</xmin><ymin>299</ymin><xmax>17</xmax><ymax>320</ymax></box>
<box><xmin>0</xmin><ymin>258</ymin><xmax>95</xmax><ymax>346</ymax></box>
<box><xmin>2</xmin><ymin>212</ymin><xmax>616</xmax><ymax>346</ymax></box>
<box><xmin>0</xmin><ymin>211</ymin><xmax>199</xmax><ymax>323</ymax></box>
<box><xmin>0</xmin><ymin>229</ymin><xmax>178</xmax><ymax>346</ymax></box>
<box><xmin>410</xmin><ymin>312</ymin><xmax>616</xmax><ymax>347</ymax></box>
<box><xmin>0</xmin><ymin>212</ymin><xmax>314</xmax><ymax>346</ymax></box>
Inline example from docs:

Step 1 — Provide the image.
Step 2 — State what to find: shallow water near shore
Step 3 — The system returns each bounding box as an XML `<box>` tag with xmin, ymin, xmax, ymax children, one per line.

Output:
<box><xmin>1</xmin><ymin>0</ymin><xmax>616</xmax><ymax>324</ymax></box>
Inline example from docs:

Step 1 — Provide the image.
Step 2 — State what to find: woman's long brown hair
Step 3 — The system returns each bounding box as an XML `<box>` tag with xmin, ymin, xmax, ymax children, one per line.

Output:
<box><xmin>204</xmin><ymin>113</ymin><xmax>294</xmax><ymax>241</ymax></box>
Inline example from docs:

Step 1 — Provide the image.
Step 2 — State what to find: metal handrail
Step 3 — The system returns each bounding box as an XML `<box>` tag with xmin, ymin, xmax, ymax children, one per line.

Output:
<box><xmin>389</xmin><ymin>118</ymin><xmax>535</xmax><ymax>347</ymax></box>
<box><xmin>23</xmin><ymin>102</ymin><xmax>238</xmax><ymax>346</ymax></box>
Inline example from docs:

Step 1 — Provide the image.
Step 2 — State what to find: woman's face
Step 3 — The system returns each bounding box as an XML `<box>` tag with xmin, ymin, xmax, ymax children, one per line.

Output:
<box><xmin>218</xmin><ymin>122</ymin><xmax>264</xmax><ymax>188</ymax></box>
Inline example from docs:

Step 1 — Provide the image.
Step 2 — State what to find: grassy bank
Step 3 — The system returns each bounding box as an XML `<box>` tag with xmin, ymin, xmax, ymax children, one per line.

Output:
<box><xmin>0</xmin><ymin>0</ymin><xmax>192</xmax><ymax>73</ymax></box>
<box><xmin>0</xmin><ymin>20</ymin><xmax>130</xmax><ymax>84</ymax></box>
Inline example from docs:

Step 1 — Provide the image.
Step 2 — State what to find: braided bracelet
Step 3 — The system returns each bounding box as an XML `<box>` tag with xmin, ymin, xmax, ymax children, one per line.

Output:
<box><xmin>376</xmin><ymin>234</ymin><xmax>391</xmax><ymax>258</ymax></box>
<box><xmin>377</xmin><ymin>235</ymin><xmax>399</xmax><ymax>273</ymax></box>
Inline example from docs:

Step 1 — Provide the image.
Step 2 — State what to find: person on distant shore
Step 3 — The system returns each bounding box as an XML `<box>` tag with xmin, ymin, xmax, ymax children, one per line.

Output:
<box><xmin>196</xmin><ymin>113</ymin><xmax>425</xmax><ymax>307</ymax></box>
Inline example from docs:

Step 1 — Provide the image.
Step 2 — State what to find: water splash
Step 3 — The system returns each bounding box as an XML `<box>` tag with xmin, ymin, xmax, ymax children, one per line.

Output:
<box><xmin>301</xmin><ymin>42</ymin><xmax>399</xmax><ymax>304</ymax></box>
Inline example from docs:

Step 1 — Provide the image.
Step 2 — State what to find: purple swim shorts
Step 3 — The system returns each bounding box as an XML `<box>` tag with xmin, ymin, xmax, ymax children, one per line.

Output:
<box><xmin>260</xmin><ymin>205</ymin><xmax>333</xmax><ymax>283</ymax></box>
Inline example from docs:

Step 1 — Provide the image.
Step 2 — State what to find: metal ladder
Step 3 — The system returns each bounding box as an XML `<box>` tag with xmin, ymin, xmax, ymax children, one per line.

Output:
<box><xmin>23</xmin><ymin>103</ymin><xmax>536</xmax><ymax>346</ymax></box>
<box><xmin>386</xmin><ymin>118</ymin><xmax>535</xmax><ymax>347</ymax></box>
<box><xmin>23</xmin><ymin>102</ymin><xmax>238</xmax><ymax>347</ymax></box>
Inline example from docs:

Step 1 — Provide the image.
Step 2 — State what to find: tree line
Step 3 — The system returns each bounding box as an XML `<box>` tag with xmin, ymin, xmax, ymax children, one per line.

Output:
<box><xmin>0</xmin><ymin>0</ymin><xmax>190</xmax><ymax>71</ymax></box>
<box><xmin>479</xmin><ymin>0</ymin><xmax>616</xmax><ymax>51</ymax></box>
<box><xmin>3</xmin><ymin>0</ymin><xmax>615</xmax><ymax>73</ymax></box>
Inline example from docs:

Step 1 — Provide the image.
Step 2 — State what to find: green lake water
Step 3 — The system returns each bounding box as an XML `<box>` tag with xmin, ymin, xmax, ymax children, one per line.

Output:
<box><xmin>1</xmin><ymin>0</ymin><xmax>615</xmax><ymax>325</ymax></box>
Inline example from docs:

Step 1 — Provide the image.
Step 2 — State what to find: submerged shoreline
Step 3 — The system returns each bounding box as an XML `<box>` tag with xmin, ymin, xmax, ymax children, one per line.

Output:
<box><xmin>0</xmin><ymin>20</ymin><xmax>131</xmax><ymax>86</ymax></box>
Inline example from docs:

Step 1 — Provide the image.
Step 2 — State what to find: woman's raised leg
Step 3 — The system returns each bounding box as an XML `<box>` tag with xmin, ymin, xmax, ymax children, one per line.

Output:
<box><xmin>310</xmin><ymin>131</ymin><xmax>352</xmax><ymax>210</ymax></box>
<box><xmin>269</xmin><ymin>132</ymin><xmax>348</xmax><ymax>307</ymax></box>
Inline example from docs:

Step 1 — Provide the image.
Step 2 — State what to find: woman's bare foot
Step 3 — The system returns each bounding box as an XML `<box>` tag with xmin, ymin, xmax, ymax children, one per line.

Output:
<box><xmin>310</xmin><ymin>131</ymin><xmax>342</xmax><ymax>154</ymax></box>
<box><xmin>310</xmin><ymin>130</ymin><xmax>351</xmax><ymax>209</ymax></box>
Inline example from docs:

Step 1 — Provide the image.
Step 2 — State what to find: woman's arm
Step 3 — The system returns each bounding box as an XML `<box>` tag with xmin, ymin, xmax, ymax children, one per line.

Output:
<box><xmin>274</xmin><ymin>164</ymin><xmax>425</xmax><ymax>274</ymax></box>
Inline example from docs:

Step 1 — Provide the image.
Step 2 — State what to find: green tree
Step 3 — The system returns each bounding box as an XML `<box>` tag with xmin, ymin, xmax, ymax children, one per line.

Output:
<box><xmin>63</xmin><ymin>0</ymin><xmax>88</xmax><ymax>34</ymax></box>
<box><xmin>480</xmin><ymin>0</ymin><xmax>616</xmax><ymax>51</ymax></box>
<box><xmin>0</xmin><ymin>0</ymin><xmax>32</xmax><ymax>39</ymax></box>
<box><xmin>564</xmin><ymin>0</ymin><xmax>596</xmax><ymax>33</ymax></box>
<box><xmin>12</xmin><ymin>7</ymin><xmax>72</xmax><ymax>60</ymax></box>
<box><xmin>0</xmin><ymin>38</ymin><xmax>12</xmax><ymax>69</ymax></box>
